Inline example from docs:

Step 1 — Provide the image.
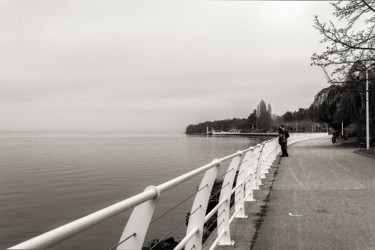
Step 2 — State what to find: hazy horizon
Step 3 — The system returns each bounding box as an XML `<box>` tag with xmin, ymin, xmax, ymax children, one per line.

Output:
<box><xmin>1</xmin><ymin>1</ymin><xmax>334</xmax><ymax>134</ymax></box>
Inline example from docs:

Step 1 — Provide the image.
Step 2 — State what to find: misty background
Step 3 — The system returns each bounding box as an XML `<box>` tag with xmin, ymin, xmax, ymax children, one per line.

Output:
<box><xmin>0</xmin><ymin>1</ymin><xmax>333</xmax><ymax>134</ymax></box>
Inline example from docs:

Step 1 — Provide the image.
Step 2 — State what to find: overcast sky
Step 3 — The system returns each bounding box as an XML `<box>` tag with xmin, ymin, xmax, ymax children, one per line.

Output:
<box><xmin>0</xmin><ymin>1</ymin><xmax>334</xmax><ymax>134</ymax></box>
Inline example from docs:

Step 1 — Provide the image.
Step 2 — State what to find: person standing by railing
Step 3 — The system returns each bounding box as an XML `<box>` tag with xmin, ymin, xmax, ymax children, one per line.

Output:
<box><xmin>278</xmin><ymin>125</ymin><xmax>289</xmax><ymax>157</ymax></box>
<box><xmin>281</xmin><ymin>125</ymin><xmax>289</xmax><ymax>153</ymax></box>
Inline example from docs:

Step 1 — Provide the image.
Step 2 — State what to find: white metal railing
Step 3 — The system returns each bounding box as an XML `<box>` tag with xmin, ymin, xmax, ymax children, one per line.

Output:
<box><xmin>9</xmin><ymin>133</ymin><xmax>327</xmax><ymax>250</ymax></box>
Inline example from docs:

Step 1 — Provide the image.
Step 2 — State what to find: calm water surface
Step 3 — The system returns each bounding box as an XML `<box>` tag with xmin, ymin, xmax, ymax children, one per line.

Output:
<box><xmin>0</xmin><ymin>134</ymin><xmax>268</xmax><ymax>249</ymax></box>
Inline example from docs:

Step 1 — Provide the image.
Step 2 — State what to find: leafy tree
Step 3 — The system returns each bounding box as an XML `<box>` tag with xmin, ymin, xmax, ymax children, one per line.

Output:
<box><xmin>247</xmin><ymin>109</ymin><xmax>257</xmax><ymax>129</ymax></box>
<box><xmin>283</xmin><ymin>111</ymin><xmax>294</xmax><ymax>122</ymax></box>
<box><xmin>295</xmin><ymin>108</ymin><xmax>307</xmax><ymax>121</ymax></box>
<box><xmin>267</xmin><ymin>104</ymin><xmax>272</xmax><ymax>115</ymax></box>
<box><xmin>311</xmin><ymin>1</ymin><xmax>375</xmax><ymax>139</ymax></box>
<box><xmin>311</xmin><ymin>62</ymin><xmax>375</xmax><ymax>137</ymax></box>
<box><xmin>258</xmin><ymin>100</ymin><xmax>272</xmax><ymax>131</ymax></box>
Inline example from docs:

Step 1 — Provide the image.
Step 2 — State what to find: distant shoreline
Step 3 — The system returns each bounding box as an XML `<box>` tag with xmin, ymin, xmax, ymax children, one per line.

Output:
<box><xmin>185</xmin><ymin>132</ymin><xmax>278</xmax><ymax>137</ymax></box>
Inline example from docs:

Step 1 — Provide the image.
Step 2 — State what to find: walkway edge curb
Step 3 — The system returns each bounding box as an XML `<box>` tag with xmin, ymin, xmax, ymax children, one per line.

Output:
<box><xmin>354</xmin><ymin>150</ymin><xmax>375</xmax><ymax>159</ymax></box>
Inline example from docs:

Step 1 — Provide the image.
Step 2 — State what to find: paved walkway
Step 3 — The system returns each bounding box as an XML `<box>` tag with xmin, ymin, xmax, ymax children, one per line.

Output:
<box><xmin>253</xmin><ymin>137</ymin><xmax>375</xmax><ymax>250</ymax></box>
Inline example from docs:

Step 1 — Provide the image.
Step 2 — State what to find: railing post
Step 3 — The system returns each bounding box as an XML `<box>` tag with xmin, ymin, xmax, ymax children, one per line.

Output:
<box><xmin>264</xmin><ymin>140</ymin><xmax>275</xmax><ymax>176</ymax></box>
<box><xmin>255</xmin><ymin>144</ymin><xmax>265</xmax><ymax>190</ymax></box>
<box><xmin>261</xmin><ymin>142</ymin><xmax>269</xmax><ymax>178</ymax></box>
<box><xmin>237</xmin><ymin>149</ymin><xmax>252</xmax><ymax>210</ymax></box>
<box><xmin>185</xmin><ymin>159</ymin><xmax>220</xmax><ymax>250</ymax></box>
<box><xmin>276</xmin><ymin>137</ymin><xmax>280</xmax><ymax>155</ymax></box>
<box><xmin>277</xmin><ymin>136</ymin><xmax>282</xmax><ymax>155</ymax></box>
<box><xmin>271</xmin><ymin>139</ymin><xmax>277</xmax><ymax>163</ymax></box>
<box><xmin>244</xmin><ymin>146</ymin><xmax>258</xmax><ymax>202</ymax></box>
<box><xmin>117</xmin><ymin>186</ymin><xmax>160</xmax><ymax>250</ymax></box>
<box><xmin>217</xmin><ymin>153</ymin><xmax>243</xmax><ymax>246</ymax></box>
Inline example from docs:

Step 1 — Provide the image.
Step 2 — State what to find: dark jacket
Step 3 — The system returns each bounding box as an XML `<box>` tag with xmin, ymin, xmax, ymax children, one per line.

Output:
<box><xmin>278</xmin><ymin>128</ymin><xmax>286</xmax><ymax>145</ymax></box>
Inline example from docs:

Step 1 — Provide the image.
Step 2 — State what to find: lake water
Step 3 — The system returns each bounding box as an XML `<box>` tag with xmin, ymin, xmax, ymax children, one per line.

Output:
<box><xmin>0</xmin><ymin>134</ymin><xmax>269</xmax><ymax>249</ymax></box>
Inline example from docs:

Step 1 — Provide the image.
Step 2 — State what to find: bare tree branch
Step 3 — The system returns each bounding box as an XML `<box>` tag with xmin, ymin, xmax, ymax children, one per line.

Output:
<box><xmin>361</xmin><ymin>0</ymin><xmax>375</xmax><ymax>13</ymax></box>
<box><xmin>312</xmin><ymin>1</ymin><xmax>375</xmax><ymax>82</ymax></box>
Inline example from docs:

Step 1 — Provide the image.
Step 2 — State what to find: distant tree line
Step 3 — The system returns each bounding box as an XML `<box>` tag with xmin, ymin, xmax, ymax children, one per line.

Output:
<box><xmin>185</xmin><ymin>100</ymin><xmax>323</xmax><ymax>134</ymax></box>
<box><xmin>282</xmin><ymin>108</ymin><xmax>311</xmax><ymax>122</ymax></box>
<box><xmin>185</xmin><ymin>118</ymin><xmax>249</xmax><ymax>134</ymax></box>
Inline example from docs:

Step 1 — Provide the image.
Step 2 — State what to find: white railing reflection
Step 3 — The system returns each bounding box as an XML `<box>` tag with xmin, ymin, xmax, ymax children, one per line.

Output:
<box><xmin>9</xmin><ymin>133</ymin><xmax>327</xmax><ymax>250</ymax></box>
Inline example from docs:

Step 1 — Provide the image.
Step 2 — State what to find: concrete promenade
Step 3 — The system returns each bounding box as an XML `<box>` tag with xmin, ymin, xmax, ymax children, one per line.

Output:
<box><xmin>252</xmin><ymin>136</ymin><xmax>375</xmax><ymax>250</ymax></box>
<box><xmin>205</xmin><ymin>136</ymin><xmax>375</xmax><ymax>250</ymax></box>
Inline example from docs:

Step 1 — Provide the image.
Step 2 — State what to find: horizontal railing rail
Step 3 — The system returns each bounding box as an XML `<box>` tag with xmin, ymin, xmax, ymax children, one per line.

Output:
<box><xmin>9</xmin><ymin>132</ymin><xmax>327</xmax><ymax>250</ymax></box>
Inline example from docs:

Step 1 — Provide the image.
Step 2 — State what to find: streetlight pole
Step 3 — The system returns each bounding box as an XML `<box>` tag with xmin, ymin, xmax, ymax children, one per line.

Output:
<box><xmin>366</xmin><ymin>68</ymin><xmax>370</xmax><ymax>149</ymax></box>
<box><xmin>354</xmin><ymin>64</ymin><xmax>370</xmax><ymax>149</ymax></box>
<box><xmin>354</xmin><ymin>63</ymin><xmax>370</xmax><ymax>149</ymax></box>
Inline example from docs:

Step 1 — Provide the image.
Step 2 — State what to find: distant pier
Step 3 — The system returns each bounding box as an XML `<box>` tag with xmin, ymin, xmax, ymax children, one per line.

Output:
<box><xmin>187</xmin><ymin>132</ymin><xmax>278</xmax><ymax>137</ymax></box>
<box><xmin>205</xmin><ymin>127</ymin><xmax>278</xmax><ymax>137</ymax></box>
<box><xmin>226</xmin><ymin>132</ymin><xmax>278</xmax><ymax>137</ymax></box>
<box><xmin>205</xmin><ymin>132</ymin><xmax>278</xmax><ymax>137</ymax></box>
